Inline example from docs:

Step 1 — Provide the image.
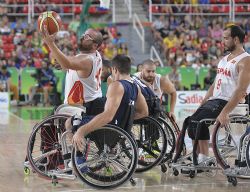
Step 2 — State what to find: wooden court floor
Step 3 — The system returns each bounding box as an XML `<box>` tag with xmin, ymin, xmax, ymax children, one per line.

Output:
<box><xmin>1</xmin><ymin>109</ymin><xmax>250</xmax><ymax>192</ymax></box>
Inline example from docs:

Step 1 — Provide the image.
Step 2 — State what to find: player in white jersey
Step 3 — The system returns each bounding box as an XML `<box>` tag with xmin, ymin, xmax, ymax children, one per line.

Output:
<box><xmin>134</xmin><ymin>59</ymin><xmax>177</xmax><ymax>119</ymax></box>
<box><xmin>41</xmin><ymin>27</ymin><xmax>104</xmax><ymax>114</ymax></box>
<box><xmin>186</xmin><ymin>25</ymin><xmax>250</xmax><ymax>163</ymax></box>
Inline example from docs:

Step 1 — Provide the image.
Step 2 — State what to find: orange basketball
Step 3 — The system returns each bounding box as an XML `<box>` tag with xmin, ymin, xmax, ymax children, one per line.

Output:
<box><xmin>37</xmin><ymin>11</ymin><xmax>62</xmax><ymax>35</ymax></box>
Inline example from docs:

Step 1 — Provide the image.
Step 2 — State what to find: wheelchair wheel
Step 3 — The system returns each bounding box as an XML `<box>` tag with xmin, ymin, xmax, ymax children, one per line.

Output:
<box><xmin>246</xmin><ymin>138</ymin><xmax>250</xmax><ymax>168</ymax></box>
<box><xmin>72</xmin><ymin>125</ymin><xmax>138</xmax><ymax>189</ymax></box>
<box><xmin>157</xmin><ymin>117</ymin><xmax>175</xmax><ymax>162</ymax></box>
<box><xmin>27</xmin><ymin>114</ymin><xmax>70</xmax><ymax>179</ymax></box>
<box><xmin>160</xmin><ymin>112</ymin><xmax>187</xmax><ymax>156</ymax></box>
<box><xmin>212</xmin><ymin>118</ymin><xmax>247</xmax><ymax>169</ymax></box>
<box><xmin>132</xmin><ymin>116</ymin><xmax>167</xmax><ymax>172</ymax></box>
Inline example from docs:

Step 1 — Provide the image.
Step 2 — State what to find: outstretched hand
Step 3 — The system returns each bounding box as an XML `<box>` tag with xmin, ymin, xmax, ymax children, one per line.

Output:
<box><xmin>41</xmin><ymin>25</ymin><xmax>56</xmax><ymax>45</ymax></box>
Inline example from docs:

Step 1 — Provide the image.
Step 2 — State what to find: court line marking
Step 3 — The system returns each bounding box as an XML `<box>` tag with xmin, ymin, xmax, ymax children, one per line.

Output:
<box><xmin>58</xmin><ymin>180</ymin><xmax>250</xmax><ymax>192</ymax></box>
<box><xmin>9</xmin><ymin>111</ymin><xmax>24</xmax><ymax>121</ymax></box>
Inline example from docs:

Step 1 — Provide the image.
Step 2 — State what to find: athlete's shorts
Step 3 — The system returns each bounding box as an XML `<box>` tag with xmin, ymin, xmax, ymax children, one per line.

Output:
<box><xmin>187</xmin><ymin>99</ymin><xmax>227</xmax><ymax>140</ymax></box>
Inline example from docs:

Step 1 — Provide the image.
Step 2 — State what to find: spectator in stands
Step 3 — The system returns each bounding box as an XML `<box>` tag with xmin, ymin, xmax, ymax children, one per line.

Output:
<box><xmin>112</xmin><ymin>32</ymin><xmax>126</xmax><ymax>45</ymax></box>
<box><xmin>169</xmin><ymin>15</ymin><xmax>179</xmax><ymax>31</ymax></box>
<box><xmin>203</xmin><ymin>71</ymin><xmax>212</xmax><ymax>90</ymax></box>
<box><xmin>99</xmin><ymin>27</ymin><xmax>112</xmax><ymax>42</ymax></box>
<box><xmin>103</xmin><ymin>41</ymin><xmax>116</xmax><ymax>60</ymax></box>
<box><xmin>31</xmin><ymin>31</ymin><xmax>42</xmax><ymax>48</ymax></box>
<box><xmin>68</xmin><ymin>14</ymin><xmax>80</xmax><ymax>33</ymax></box>
<box><xmin>168</xmin><ymin>65</ymin><xmax>181</xmax><ymax>90</ymax></box>
<box><xmin>136</xmin><ymin>63</ymin><xmax>143</xmax><ymax>72</ymax></box>
<box><xmin>0</xmin><ymin>65</ymin><xmax>19</xmax><ymax>105</ymax></box>
<box><xmin>210</xmin><ymin>23</ymin><xmax>223</xmax><ymax>41</ymax></box>
<box><xmin>0</xmin><ymin>15</ymin><xmax>11</xmax><ymax>35</ymax></box>
<box><xmin>117</xmin><ymin>43</ymin><xmax>128</xmax><ymax>55</ymax></box>
<box><xmin>163</xmin><ymin>31</ymin><xmax>178</xmax><ymax>59</ymax></box>
<box><xmin>151</xmin><ymin>15</ymin><xmax>168</xmax><ymax>40</ymax></box>
<box><xmin>26</xmin><ymin>59</ymin><xmax>57</xmax><ymax>106</ymax></box>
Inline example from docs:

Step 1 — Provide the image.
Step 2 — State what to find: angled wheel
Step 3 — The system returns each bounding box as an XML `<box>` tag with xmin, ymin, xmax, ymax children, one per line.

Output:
<box><xmin>72</xmin><ymin>125</ymin><xmax>138</xmax><ymax>189</ymax></box>
<box><xmin>212</xmin><ymin>117</ymin><xmax>248</xmax><ymax>170</ymax></box>
<box><xmin>132</xmin><ymin>117</ymin><xmax>167</xmax><ymax>172</ymax></box>
<box><xmin>27</xmin><ymin>114</ymin><xmax>70</xmax><ymax>179</ymax></box>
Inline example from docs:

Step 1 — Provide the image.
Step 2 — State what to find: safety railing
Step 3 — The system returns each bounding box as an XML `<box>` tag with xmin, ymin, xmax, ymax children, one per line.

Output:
<box><xmin>2</xmin><ymin>1</ymin><xmax>108</xmax><ymax>23</ymax></box>
<box><xmin>112</xmin><ymin>0</ymin><xmax>116</xmax><ymax>23</ymax></box>
<box><xmin>148</xmin><ymin>0</ymin><xmax>250</xmax><ymax>22</ymax></box>
<box><xmin>150</xmin><ymin>46</ymin><xmax>164</xmax><ymax>67</ymax></box>
<box><xmin>133</xmin><ymin>13</ymin><xmax>145</xmax><ymax>53</ymax></box>
<box><xmin>124</xmin><ymin>0</ymin><xmax>132</xmax><ymax>19</ymax></box>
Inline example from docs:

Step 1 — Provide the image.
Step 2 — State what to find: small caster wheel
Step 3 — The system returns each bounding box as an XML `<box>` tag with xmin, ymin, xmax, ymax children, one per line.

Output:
<box><xmin>130</xmin><ymin>178</ymin><xmax>136</xmax><ymax>186</ymax></box>
<box><xmin>189</xmin><ymin>170</ymin><xmax>195</xmax><ymax>178</ymax></box>
<box><xmin>227</xmin><ymin>176</ymin><xmax>232</xmax><ymax>183</ymax></box>
<box><xmin>52</xmin><ymin>176</ymin><xmax>58</xmax><ymax>186</ymax></box>
<box><xmin>229</xmin><ymin>177</ymin><xmax>237</xmax><ymax>186</ymax></box>
<box><xmin>161</xmin><ymin>164</ymin><xmax>168</xmax><ymax>173</ymax></box>
<box><xmin>24</xmin><ymin>167</ymin><xmax>30</xmax><ymax>176</ymax></box>
<box><xmin>173</xmin><ymin>168</ymin><xmax>179</xmax><ymax>176</ymax></box>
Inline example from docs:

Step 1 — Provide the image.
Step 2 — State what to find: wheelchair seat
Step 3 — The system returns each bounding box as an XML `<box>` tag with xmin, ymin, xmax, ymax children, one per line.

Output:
<box><xmin>54</xmin><ymin>104</ymin><xmax>86</xmax><ymax>116</ymax></box>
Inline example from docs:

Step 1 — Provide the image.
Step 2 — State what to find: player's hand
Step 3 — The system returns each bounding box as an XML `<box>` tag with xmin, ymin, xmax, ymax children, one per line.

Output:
<box><xmin>41</xmin><ymin>25</ymin><xmax>56</xmax><ymax>45</ymax></box>
<box><xmin>72</xmin><ymin>129</ymin><xmax>86</xmax><ymax>152</ymax></box>
<box><xmin>216</xmin><ymin>112</ymin><xmax>230</xmax><ymax>127</ymax></box>
<box><xmin>168</xmin><ymin>111</ymin><xmax>176</xmax><ymax>121</ymax></box>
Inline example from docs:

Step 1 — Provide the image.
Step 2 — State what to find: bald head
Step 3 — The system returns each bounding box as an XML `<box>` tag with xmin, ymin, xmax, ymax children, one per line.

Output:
<box><xmin>142</xmin><ymin>59</ymin><xmax>156</xmax><ymax>67</ymax></box>
<box><xmin>86</xmin><ymin>29</ymin><xmax>103</xmax><ymax>47</ymax></box>
<box><xmin>79</xmin><ymin>29</ymin><xmax>103</xmax><ymax>52</ymax></box>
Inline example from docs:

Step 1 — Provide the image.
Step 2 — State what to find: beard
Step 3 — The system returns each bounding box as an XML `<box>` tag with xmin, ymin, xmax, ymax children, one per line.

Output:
<box><xmin>78</xmin><ymin>42</ymin><xmax>93</xmax><ymax>52</ymax></box>
<box><xmin>141</xmin><ymin>74</ymin><xmax>154</xmax><ymax>83</ymax></box>
<box><xmin>224</xmin><ymin>44</ymin><xmax>236</xmax><ymax>53</ymax></box>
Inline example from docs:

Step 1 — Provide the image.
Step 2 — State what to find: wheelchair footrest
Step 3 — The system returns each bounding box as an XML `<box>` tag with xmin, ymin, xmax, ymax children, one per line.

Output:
<box><xmin>48</xmin><ymin>170</ymin><xmax>76</xmax><ymax>180</ymax></box>
<box><xmin>235</xmin><ymin>160</ymin><xmax>247</xmax><ymax>167</ymax></box>
<box><xmin>224</xmin><ymin>167</ymin><xmax>250</xmax><ymax>178</ymax></box>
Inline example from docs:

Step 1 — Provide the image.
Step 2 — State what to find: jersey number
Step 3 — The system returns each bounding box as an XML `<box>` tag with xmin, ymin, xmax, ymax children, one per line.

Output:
<box><xmin>216</xmin><ymin>79</ymin><xmax>222</xmax><ymax>90</ymax></box>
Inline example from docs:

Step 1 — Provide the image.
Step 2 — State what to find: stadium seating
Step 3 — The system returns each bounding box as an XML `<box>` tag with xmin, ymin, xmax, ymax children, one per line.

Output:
<box><xmin>20</xmin><ymin>67</ymin><xmax>37</xmax><ymax>95</ymax></box>
<box><xmin>156</xmin><ymin>66</ymin><xmax>172</xmax><ymax>76</ymax></box>
<box><xmin>179</xmin><ymin>68</ymin><xmax>196</xmax><ymax>90</ymax></box>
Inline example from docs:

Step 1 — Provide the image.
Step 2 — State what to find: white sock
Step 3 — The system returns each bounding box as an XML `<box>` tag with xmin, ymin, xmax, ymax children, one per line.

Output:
<box><xmin>198</xmin><ymin>153</ymin><xmax>208</xmax><ymax>163</ymax></box>
<box><xmin>68</xmin><ymin>160</ymin><xmax>72</xmax><ymax>168</ymax></box>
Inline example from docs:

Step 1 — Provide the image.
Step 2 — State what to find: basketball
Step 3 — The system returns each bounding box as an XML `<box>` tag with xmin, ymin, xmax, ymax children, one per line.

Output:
<box><xmin>37</xmin><ymin>11</ymin><xmax>62</xmax><ymax>35</ymax></box>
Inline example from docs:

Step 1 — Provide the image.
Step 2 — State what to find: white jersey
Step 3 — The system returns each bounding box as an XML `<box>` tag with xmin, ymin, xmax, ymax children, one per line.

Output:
<box><xmin>134</xmin><ymin>72</ymin><xmax>162</xmax><ymax>98</ymax></box>
<box><xmin>211</xmin><ymin>52</ymin><xmax>250</xmax><ymax>101</ymax></box>
<box><xmin>64</xmin><ymin>51</ymin><xmax>102</xmax><ymax>104</ymax></box>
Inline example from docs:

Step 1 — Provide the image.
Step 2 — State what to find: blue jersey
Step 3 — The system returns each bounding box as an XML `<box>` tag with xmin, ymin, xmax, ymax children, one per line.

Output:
<box><xmin>0</xmin><ymin>71</ymin><xmax>11</xmax><ymax>81</ymax></box>
<box><xmin>131</xmin><ymin>75</ymin><xmax>161</xmax><ymax>117</ymax></box>
<box><xmin>131</xmin><ymin>75</ymin><xmax>156</xmax><ymax>98</ymax></box>
<box><xmin>111</xmin><ymin>80</ymin><xmax>138</xmax><ymax>128</ymax></box>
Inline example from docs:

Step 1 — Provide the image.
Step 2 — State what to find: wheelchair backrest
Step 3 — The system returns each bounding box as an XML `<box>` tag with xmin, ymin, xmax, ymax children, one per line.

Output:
<box><xmin>119</xmin><ymin>100</ymin><xmax>136</xmax><ymax>133</ymax></box>
<box><xmin>131</xmin><ymin>75</ymin><xmax>161</xmax><ymax>117</ymax></box>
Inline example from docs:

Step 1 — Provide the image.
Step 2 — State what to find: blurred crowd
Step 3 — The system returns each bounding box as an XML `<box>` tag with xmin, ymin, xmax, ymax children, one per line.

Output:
<box><xmin>151</xmin><ymin>15</ymin><xmax>250</xmax><ymax>68</ymax></box>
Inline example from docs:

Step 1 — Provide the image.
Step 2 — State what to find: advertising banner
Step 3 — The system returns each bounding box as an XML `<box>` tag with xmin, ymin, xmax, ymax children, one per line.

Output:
<box><xmin>100</xmin><ymin>0</ymin><xmax>110</xmax><ymax>9</ymax></box>
<box><xmin>175</xmin><ymin>91</ymin><xmax>207</xmax><ymax>123</ymax></box>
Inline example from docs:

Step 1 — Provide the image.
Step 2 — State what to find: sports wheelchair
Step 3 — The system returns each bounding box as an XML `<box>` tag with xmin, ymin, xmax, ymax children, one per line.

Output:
<box><xmin>171</xmin><ymin>104</ymin><xmax>249</xmax><ymax>185</ymax></box>
<box><xmin>24</xmin><ymin>101</ymin><xmax>169</xmax><ymax>188</ymax></box>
